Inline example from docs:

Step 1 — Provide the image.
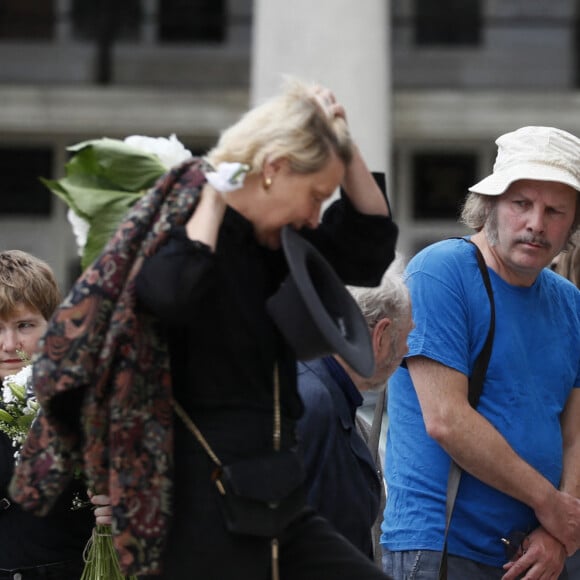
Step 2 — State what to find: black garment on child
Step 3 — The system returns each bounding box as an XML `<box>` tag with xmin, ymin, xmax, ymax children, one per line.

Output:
<box><xmin>0</xmin><ymin>560</ymin><xmax>84</xmax><ymax>579</ymax></box>
<box><xmin>0</xmin><ymin>435</ymin><xmax>92</xmax><ymax>577</ymax></box>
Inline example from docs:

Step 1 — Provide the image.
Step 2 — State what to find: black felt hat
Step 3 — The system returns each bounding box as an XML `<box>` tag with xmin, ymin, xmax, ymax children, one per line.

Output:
<box><xmin>266</xmin><ymin>226</ymin><xmax>375</xmax><ymax>378</ymax></box>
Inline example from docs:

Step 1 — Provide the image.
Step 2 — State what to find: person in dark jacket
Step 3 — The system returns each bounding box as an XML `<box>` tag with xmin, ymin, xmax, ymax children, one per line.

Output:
<box><xmin>297</xmin><ymin>259</ymin><xmax>412</xmax><ymax>560</ymax></box>
<box><xmin>0</xmin><ymin>250</ymin><xmax>93</xmax><ymax>579</ymax></box>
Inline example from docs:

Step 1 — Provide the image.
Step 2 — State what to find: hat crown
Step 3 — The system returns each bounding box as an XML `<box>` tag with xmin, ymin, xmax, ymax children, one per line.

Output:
<box><xmin>266</xmin><ymin>226</ymin><xmax>375</xmax><ymax>378</ymax></box>
<box><xmin>494</xmin><ymin>126</ymin><xmax>580</xmax><ymax>178</ymax></box>
<box><xmin>469</xmin><ymin>125</ymin><xmax>580</xmax><ymax>196</ymax></box>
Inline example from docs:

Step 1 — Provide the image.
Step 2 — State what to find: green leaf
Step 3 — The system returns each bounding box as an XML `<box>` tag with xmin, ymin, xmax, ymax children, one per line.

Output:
<box><xmin>81</xmin><ymin>194</ymin><xmax>144</xmax><ymax>270</ymax></box>
<box><xmin>67</xmin><ymin>139</ymin><xmax>167</xmax><ymax>192</ymax></box>
<box><xmin>0</xmin><ymin>409</ymin><xmax>14</xmax><ymax>424</ymax></box>
<box><xmin>16</xmin><ymin>414</ymin><xmax>34</xmax><ymax>430</ymax></box>
<box><xmin>40</xmin><ymin>178</ymin><xmax>89</xmax><ymax>220</ymax></box>
<box><xmin>46</xmin><ymin>178</ymin><xmax>143</xmax><ymax>223</ymax></box>
<box><xmin>8</xmin><ymin>383</ymin><xmax>26</xmax><ymax>403</ymax></box>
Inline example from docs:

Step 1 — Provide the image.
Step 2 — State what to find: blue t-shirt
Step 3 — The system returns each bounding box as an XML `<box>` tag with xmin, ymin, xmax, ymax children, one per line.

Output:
<box><xmin>381</xmin><ymin>238</ymin><xmax>580</xmax><ymax>567</ymax></box>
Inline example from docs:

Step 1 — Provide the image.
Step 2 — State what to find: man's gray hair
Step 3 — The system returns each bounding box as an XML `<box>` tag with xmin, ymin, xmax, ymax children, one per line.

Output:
<box><xmin>460</xmin><ymin>192</ymin><xmax>495</xmax><ymax>232</ymax></box>
<box><xmin>347</xmin><ymin>255</ymin><xmax>410</xmax><ymax>332</ymax></box>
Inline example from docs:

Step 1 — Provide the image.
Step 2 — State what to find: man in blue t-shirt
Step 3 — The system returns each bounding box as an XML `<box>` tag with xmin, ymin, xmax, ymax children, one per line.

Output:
<box><xmin>381</xmin><ymin>126</ymin><xmax>580</xmax><ymax>580</ymax></box>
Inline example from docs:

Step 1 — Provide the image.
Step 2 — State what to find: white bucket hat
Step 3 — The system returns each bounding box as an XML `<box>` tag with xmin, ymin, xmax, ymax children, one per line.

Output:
<box><xmin>469</xmin><ymin>126</ymin><xmax>580</xmax><ymax>196</ymax></box>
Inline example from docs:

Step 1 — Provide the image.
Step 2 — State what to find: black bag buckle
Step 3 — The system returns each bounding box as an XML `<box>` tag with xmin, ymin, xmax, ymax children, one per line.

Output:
<box><xmin>0</xmin><ymin>497</ymin><xmax>11</xmax><ymax>510</ymax></box>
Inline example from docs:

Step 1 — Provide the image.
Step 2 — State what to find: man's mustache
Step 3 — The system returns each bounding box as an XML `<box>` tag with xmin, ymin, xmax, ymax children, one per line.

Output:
<box><xmin>515</xmin><ymin>235</ymin><xmax>551</xmax><ymax>249</ymax></box>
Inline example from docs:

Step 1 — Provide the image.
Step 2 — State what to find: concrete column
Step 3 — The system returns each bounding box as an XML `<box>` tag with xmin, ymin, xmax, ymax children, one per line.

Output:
<box><xmin>141</xmin><ymin>0</ymin><xmax>158</xmax><ymax>44</ymax></box>
<box><xmin>251</xmin><ymin>0</ymin><xmax>391</xmax><ymax>183</ymax></box>
<box><xmin>54</xmin><ymin>0</ymin><xmax>72</xmax><ymax>43</ymax></box>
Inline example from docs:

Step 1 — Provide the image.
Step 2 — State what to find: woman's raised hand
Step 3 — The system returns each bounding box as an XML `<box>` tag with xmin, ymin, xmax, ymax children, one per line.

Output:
<box><xmin>311</xmin><ymin>86</ymin><xmax>347</xmax><ymax>123</ymax></box>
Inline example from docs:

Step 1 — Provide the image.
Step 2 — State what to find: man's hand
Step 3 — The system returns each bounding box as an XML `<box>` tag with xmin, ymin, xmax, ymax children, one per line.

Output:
<box><xmin>535</xmin><ymin>488</ymin><xmax>580</xmax><ymax>556</ymax></box>
<box><xmin>502</xmin><ymin>527</ymin><xmax>566</xmax><ymax>580</ymax></box>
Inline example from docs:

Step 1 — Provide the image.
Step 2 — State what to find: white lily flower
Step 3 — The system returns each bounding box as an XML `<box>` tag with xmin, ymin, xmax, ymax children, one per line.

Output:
<box><xmin>23</xmin><ymin>397</ymin><xmax>38</xmax><ymax>414</ymax></box>
<box><xmin>66</xmin><ymin>208</ymin><xmax>90</xmax><ymax>257</ymax></box>
<box><xmin>4</xmin><ymin>365</ymin><xmax>32</xmax><ymax>390</ymax></box>
<box><xmin>123</xmin><ymin>134</ymin><xmax>192</xmax><ymax>170</ymax></box>
<box><xmin>205</xmin><ymin>162</ymin><xmax>250</xmax><ymax>193</ymax></box>
<box><xmin>2</xmin><ymin>384</ymin><xmax>15</xmax><ymax>404</ymax></box>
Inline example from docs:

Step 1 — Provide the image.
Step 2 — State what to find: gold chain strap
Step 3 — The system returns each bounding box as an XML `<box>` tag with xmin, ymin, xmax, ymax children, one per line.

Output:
<box><xmin>273</xmin><ymin>363</ymin><xmax>280</xmax><ymax>451</ymax></box>
<box><xmin>270</xmin><ymin>363</ymin><xmax>281</xmax><ymax>580</ymax></box>
<box><xmin>172</xmin><ymin>363</ymin><xmax>281</xmax><ymax>458</ymax></box>
<box><xmin>171</xmin><ymin>398</ymin><xmax>222</xmax><ymax>466</ymax></box>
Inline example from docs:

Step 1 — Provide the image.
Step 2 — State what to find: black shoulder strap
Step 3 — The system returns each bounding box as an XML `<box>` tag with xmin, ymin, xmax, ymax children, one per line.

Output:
<box><xmin>438</xmin><ymin>238</ymin><xmax>495</xmax><ymax>580</ymax></box>
<box><xmin>466</xmin><ymin>239</ymin><xmax>496</xmax><ymax>407</ymax></box>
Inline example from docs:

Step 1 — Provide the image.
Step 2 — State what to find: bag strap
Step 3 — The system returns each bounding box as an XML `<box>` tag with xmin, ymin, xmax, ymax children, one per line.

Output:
<box><xmin>172</xmin><ymin>363</ymin><xmax>281</xmax><ymax>464</ymax></box>
<box><xmin>437</xmin><ymin>238</ymin><xmax>495</xmax><ymax>580</ymax></box>
<box><xmin>368</xmin><ymin>388</ymin><xmax>386</xmax><ymax>466</ymax></box>
<box><xmin>172</xmin><ymin>363</ymin><xmax>282</xmax><ymax>580</ymax></box>
<box><xmin>172</xmin><ymin>399</ymin><xmax>222</xmax><ymax>467</ymax></box>
<box><xmin>465</xmin><ymin>241</ymin><xmax>495</xmax><ymax>409</ymax></box>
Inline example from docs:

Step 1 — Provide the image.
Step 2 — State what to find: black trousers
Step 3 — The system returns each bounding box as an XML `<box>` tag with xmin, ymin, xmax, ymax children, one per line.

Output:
<box><xmin>143</xmin><ymin>509</ymin><xmax>391</xmax><ymax>580</ymax></box>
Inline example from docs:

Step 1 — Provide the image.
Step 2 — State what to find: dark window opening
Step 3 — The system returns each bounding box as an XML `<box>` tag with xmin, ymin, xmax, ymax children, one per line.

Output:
<box><xmin>0</xmin><ymin>0</ymin><xmax>53</xmax><ymax>40</ymax></box>
<box><xmin>71</xmin><ymin>0</ymin><xmax>141</xmax><ymax>41</ymax></box>
<box><xmin>0</xmin><ymin>147</ymin><xmax>53</xmax><ymax>216</ymax></box>
<box><xmin>159</xmin><ymin>0</ymin><xmax>226</xmax><ymax>43</ymax></box>
<box><xmin>412</xmin><ymin>153</ymin><xmax>477</xmax><ymax>220</ymax></box>
<box><xmin>415</xmin><ymin>0</ymin><xmax>481</xmax><ymax>46</ymax></box>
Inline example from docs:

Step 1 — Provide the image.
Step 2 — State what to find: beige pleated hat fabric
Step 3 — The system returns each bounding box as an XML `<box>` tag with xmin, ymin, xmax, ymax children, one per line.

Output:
<box><xmin>469</xmin><ymin>126</ymin><xmax>580</xmax><ymax>196</ymax></box>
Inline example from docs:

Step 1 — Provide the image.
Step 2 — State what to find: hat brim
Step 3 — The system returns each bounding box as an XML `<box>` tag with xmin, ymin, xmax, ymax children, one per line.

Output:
<box><xmin>266</xmin><ymin>226</ymin><xmax>375</xmax><ymax>378</ymax></box>
<box><xmin>469</xmin><ymin>163</ymin><xmax>580</xmax><ymax>196</ymax></box>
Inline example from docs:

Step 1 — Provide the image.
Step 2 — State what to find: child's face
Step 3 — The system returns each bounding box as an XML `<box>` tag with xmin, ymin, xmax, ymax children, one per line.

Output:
<box><xmin>0</xmin><ymin>304</ymin><xmax>47</xmax><ymax>380</ymax></box>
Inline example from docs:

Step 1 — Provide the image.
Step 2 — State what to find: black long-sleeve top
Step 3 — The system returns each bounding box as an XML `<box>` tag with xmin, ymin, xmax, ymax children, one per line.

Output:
<box><xmin>0</xmin><ymin>434</ymin><xmax>93</xmax><ymax>569</ymax></box>
<box><xmin>135</xmin><ymin>195</ymin><xmax>398</xmax><ymax>424</ymax></box>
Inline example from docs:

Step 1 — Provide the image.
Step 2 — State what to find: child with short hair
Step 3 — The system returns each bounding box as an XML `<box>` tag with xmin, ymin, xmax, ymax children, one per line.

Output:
<box><xmin>0</xmin><ymin>250</ymin><xmax>92</xmax><ymax>578</ymax></box>
<box><xmin>0</xmin><ymin>250</ymin><xmax>60</xmax><ymax>380</ymax></box>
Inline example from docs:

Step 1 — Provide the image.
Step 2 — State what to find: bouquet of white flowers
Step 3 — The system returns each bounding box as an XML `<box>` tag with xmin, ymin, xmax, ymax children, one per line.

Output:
<box><xmin>42</xmin><ymin>134</ymin><xmax>192</xmax><ymax>270</ymax></box>
<box><xmin>0</xmin><ymin>356</ymin><xmax>38</xmax><ymax>457</ymax></box>
<box><xmin>0</xmin><ymin>360</ymin><xmax>136</xmax><ymax>578</ymax></box>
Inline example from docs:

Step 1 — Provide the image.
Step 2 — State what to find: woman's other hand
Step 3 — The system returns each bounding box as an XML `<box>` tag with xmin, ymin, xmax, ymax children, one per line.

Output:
<box><xmin>88</xmin><ymin>491</ymin><xmax>113</xmax><ymax>526</ymax></box>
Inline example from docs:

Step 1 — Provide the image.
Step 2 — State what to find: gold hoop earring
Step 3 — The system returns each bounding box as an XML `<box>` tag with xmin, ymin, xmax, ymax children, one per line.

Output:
<box><xmin>263</xmin><ymin>176</ymin><xmax>272</xmax><ymax>190</ymax></box>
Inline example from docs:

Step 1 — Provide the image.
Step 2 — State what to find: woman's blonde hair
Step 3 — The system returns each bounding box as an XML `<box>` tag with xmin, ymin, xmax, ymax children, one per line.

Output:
<box><xmin>0</xmin><ymin>250</ymin><xmax>61</xmax><ymax>320</ymax></box>
<box><xmin>205</xmin><ymin>77</ymin><xmax>353</xmax><ymax>174</ymax></box>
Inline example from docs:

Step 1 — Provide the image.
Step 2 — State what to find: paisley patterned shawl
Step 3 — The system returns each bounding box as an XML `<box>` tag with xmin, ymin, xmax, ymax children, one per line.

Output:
<box><xmin>9</xmin><ymin>158</ymin><xmax>206</xmax><ymax>576</ymax></box>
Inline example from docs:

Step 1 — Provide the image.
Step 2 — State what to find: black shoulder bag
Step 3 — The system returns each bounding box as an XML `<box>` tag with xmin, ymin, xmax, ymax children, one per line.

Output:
<box><xmin>437</xmin><ymin>239</ymin><xmax>496</xmax><ymax>580</ymax></box>
<box><xmin>172</xmin><ymin>365</ymin><xmax>306</xmax><ymax>580</ymax></box>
